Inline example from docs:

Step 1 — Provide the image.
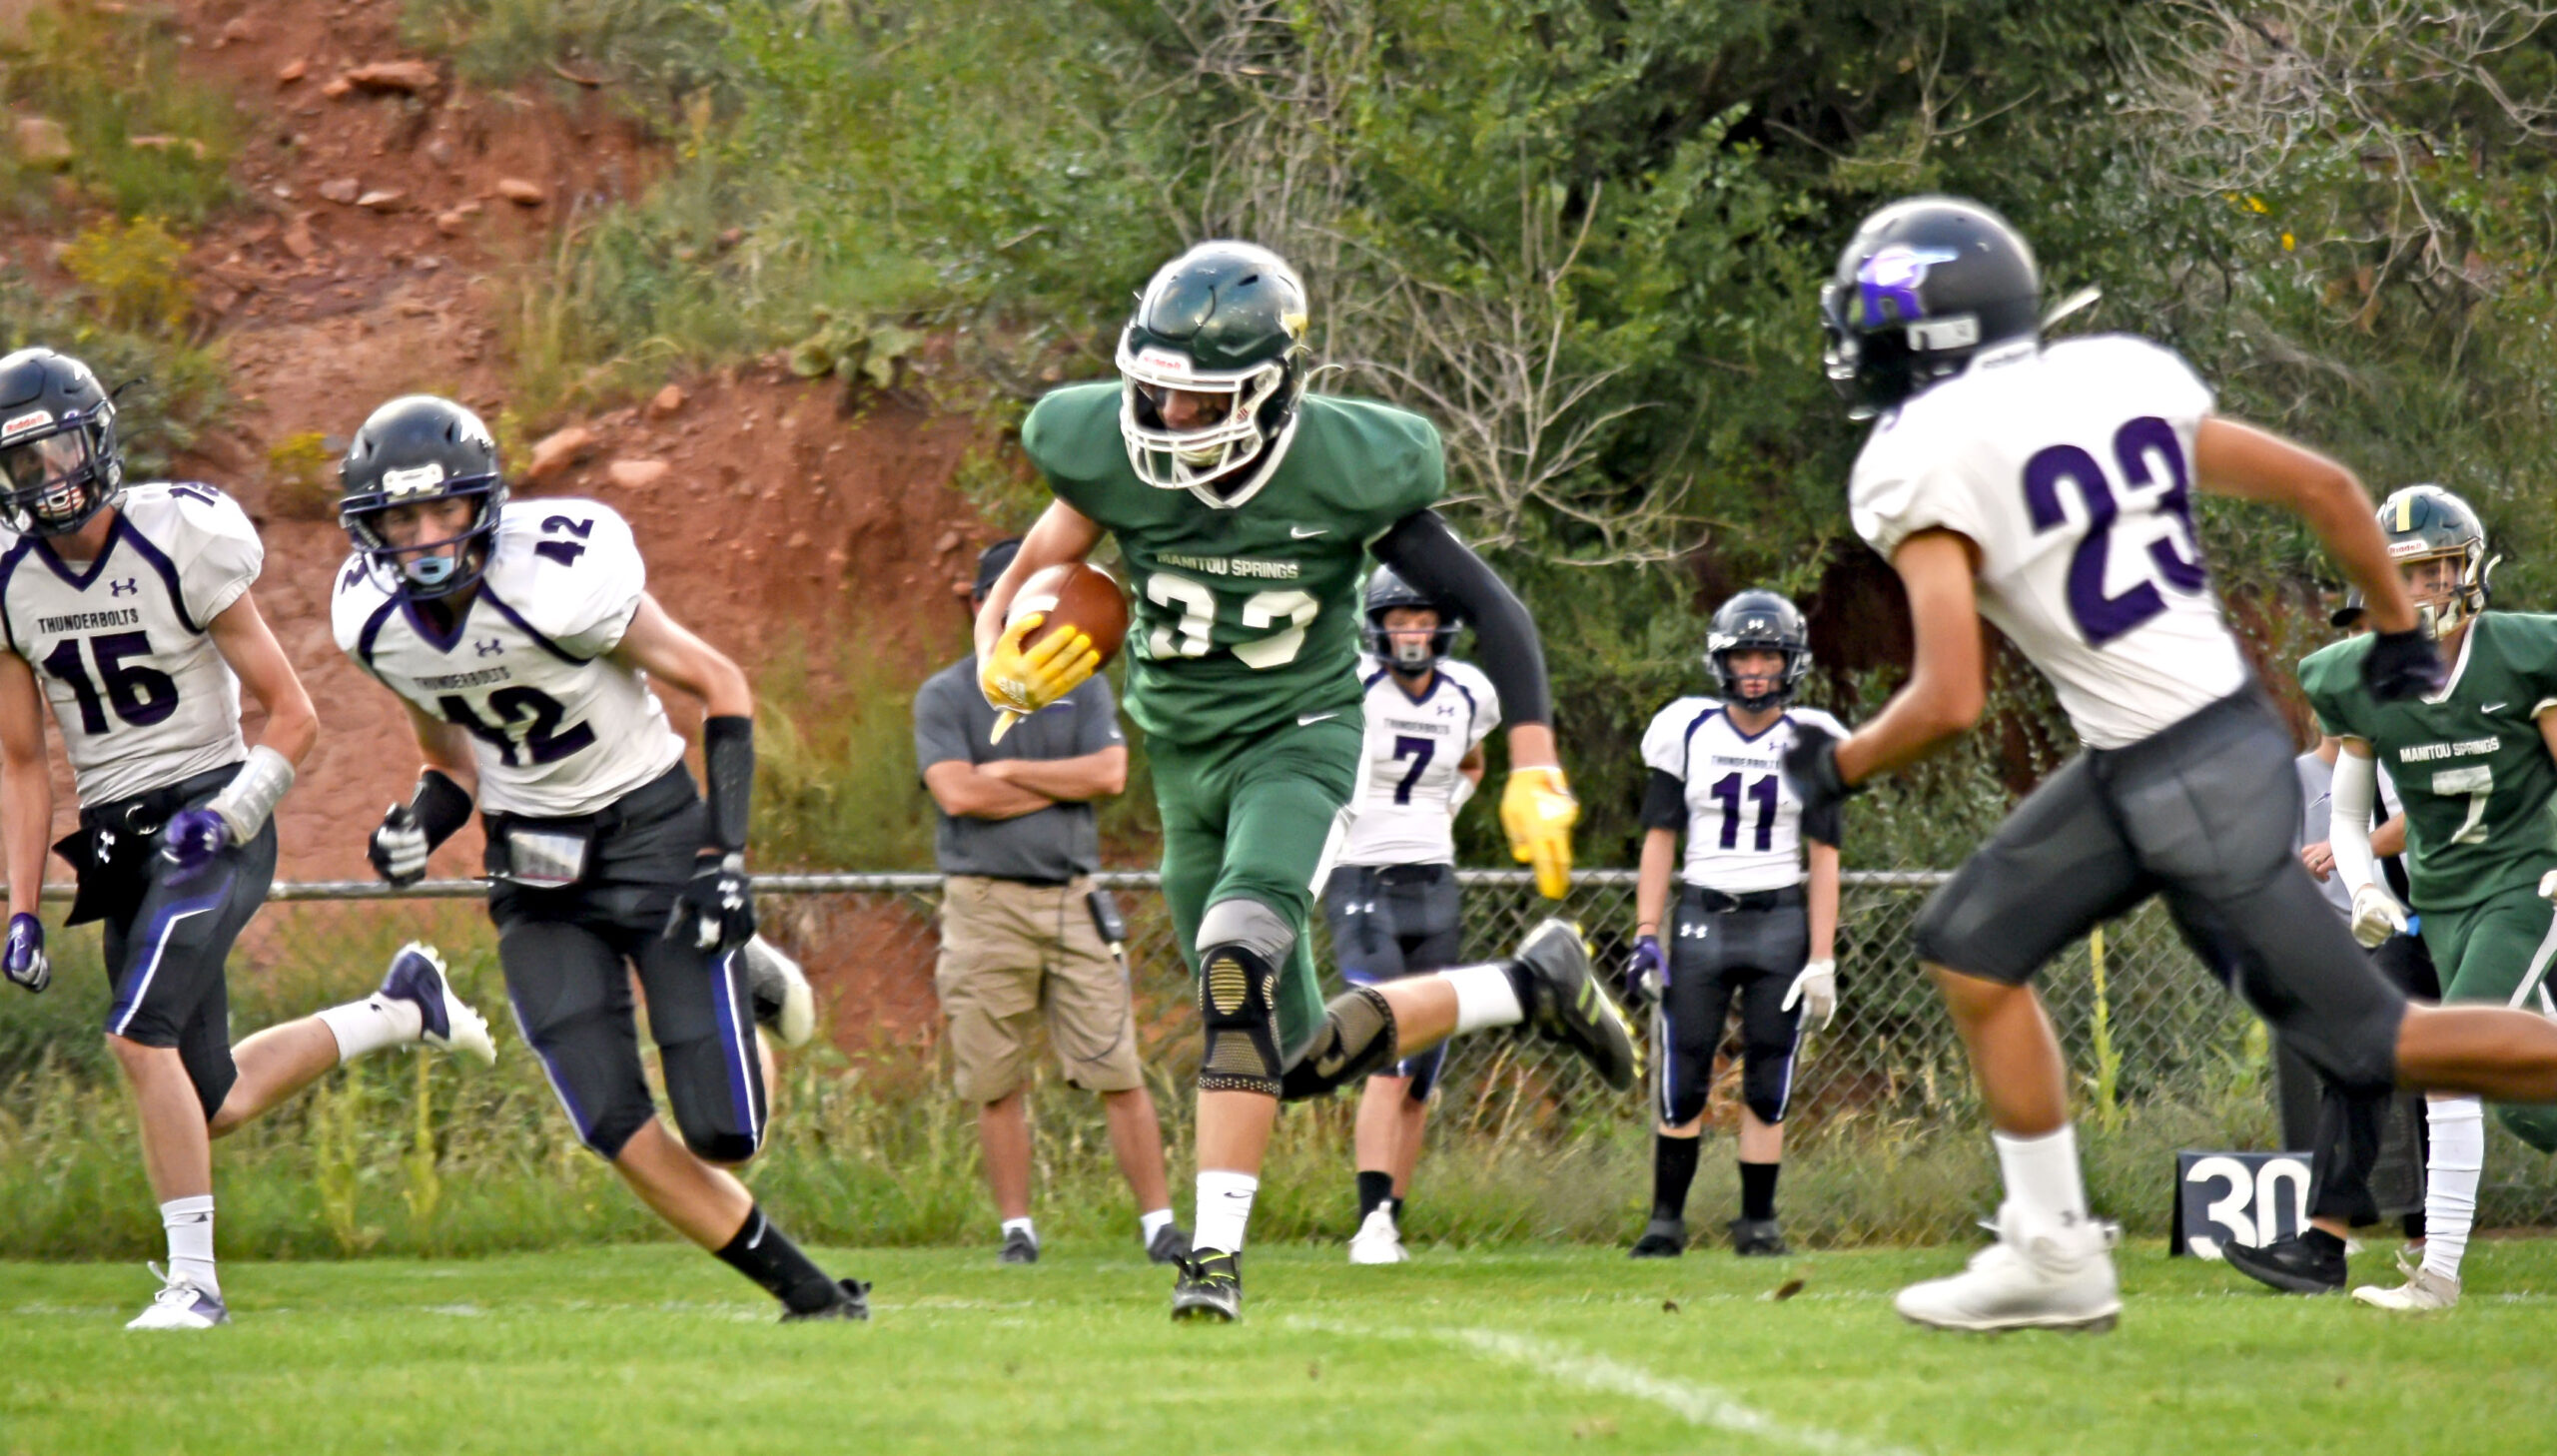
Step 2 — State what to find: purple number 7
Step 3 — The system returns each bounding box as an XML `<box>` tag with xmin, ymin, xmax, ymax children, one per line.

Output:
<box><xmin>2022</xmin><ymin>415</ymin><xmax>2205</xmax><ymax>647</ymax></box>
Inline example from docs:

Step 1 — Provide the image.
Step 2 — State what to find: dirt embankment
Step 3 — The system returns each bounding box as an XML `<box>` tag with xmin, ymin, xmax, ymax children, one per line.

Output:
<box><xmin>17</xmin><ymin>0</ymin><xmax>1008</xmax><ymax>1047</ymax></box>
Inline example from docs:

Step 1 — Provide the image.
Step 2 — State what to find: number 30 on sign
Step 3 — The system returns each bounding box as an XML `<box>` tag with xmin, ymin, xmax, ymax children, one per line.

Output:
<box><xmin>2171</xmin><ymin>1150</ymin><xmax>2312</xmax><ymax>1259</ymax></box>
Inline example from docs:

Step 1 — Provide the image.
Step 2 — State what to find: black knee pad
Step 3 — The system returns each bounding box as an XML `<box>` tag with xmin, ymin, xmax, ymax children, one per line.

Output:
<box><xmin>660</xmin><ymin>1032</ymin><xmax>768</xmax><ymax>1164</ymax></box>
<box><xmin>1199</xmin><ymin>943</ymin><xmax>1285</xmax><ymax>1096</ymax></box>
<box><xmin>1279</xmin><ymin>987</ymin><xmax>1399</xmax><ymax>1102</ymax></box>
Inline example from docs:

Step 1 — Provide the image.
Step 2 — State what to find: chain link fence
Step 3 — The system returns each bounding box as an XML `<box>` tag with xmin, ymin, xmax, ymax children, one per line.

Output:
<box><xmin>10</xmin><ymin>868</ymin><xmax>2557</xmax><ymax>1250</ymax></box>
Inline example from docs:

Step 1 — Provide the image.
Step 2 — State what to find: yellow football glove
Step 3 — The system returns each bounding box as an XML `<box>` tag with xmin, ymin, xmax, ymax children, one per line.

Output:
<box><xmin>1500</xmin><ymin>765</ymin><xmax>1579</xmax><ymax>900</ymax></box>
<box><xmin>980</xmin><ymin>612</ymin><xmax>1099</xmax><ymax>745</ymax></box>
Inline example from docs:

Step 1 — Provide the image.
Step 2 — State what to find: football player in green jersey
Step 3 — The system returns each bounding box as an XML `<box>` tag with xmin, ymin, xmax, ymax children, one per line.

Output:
<box><xmin>975</xmin><ymin>241</ymin><xmax>1637</xmax><ymax>1322</ymax></box>
<box><xmin>2300</xmin><ymin>483</ymin><xmax>2557</xmax><ymax>1310</ymax></box>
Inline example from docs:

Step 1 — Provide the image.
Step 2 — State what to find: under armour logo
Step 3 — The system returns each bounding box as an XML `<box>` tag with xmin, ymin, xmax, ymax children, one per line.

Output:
<box><xmin>95</xmin><ymin>829</ymin><xmax>115</xmax><ymax>862</ymax></box>
<box><xmin>1679</xmin><ymin>922</ymin><xmax>1710</xmax><ymax>940</ymax></box>
<box><xmin>1437</xmin><ymin>703</ymin><xmax>1458</xmax><ymax>717</ymax></box>
<box><xmin>108</xmin><ymin>578</ymin><xmax>138</xmax><ymax>597</ymax></box>
<box><xmin>473</xmin><ymin>638</ymin><xmax>503</xmax><ymax>657</ymax></box>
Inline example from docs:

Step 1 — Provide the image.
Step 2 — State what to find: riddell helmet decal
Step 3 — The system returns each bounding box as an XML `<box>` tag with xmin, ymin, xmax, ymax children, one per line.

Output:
<box><xmin>0</xmin><ymin>409</ymin><xmax>53</xmax><ymax>440</ymax></box>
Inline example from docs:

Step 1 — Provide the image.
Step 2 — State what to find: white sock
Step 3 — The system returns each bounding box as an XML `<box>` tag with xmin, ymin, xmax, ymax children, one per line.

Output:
<box><xmin>1139</xmin><ymin>1207</ymin><xmax>1176</xmax><ymax>1246</ymax></box>
<box><xmin>1993</xmin><ymin>1124</ymin><xmax>2090</xmax><ymax>1226</ymax></box>
<box><xmin>317</xmin><ymin>995</ymin><xmax>425</xmax><ymax>1063</ymax></box>
<box><xmin>1195</xmin><ymin>1170</ymin><xmax>1259</xmax><ymax>1253</ymax></box>
<box><xmin>1000</xmin><ymin>1216</ymin><xmax>1037</xmax><ymax>1244</ymax></box>
<box><xmin>162</xmin><ymin>1195</ymin><xmax>217</xmax><ymax>1296</ymax></box>
<box><xmin>1439</xmin><ymin>964</ymin><xmax>1523</xmax><ymax>1035</ymax></box>
<box><xmin>2421</xmin><ymin>1096</ymin><xmax>2483</xmax><ymax>1283</ymax></box>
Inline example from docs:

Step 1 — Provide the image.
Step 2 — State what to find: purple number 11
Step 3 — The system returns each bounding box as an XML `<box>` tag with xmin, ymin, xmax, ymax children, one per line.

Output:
<box><xmin>2022</xmin><ymin>415</ymin><xmax>2205</xmax><ymax>647</ymax></box>
<box><xmin>1711</xmin><ymin>772</ymin><xmax>1779</xmax><ymax>852</ymax></box>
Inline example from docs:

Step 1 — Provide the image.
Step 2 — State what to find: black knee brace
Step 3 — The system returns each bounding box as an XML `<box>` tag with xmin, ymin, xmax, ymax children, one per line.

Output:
<box><xmin>1278</xmin><ymin>987</ymin><xmax>1399</xmax><ymax>1102</ymax></box>
<box><xmin>1199</xmin><ymin>943</ymin><xmax>1286</xmax><ymax>1097</ymax></box>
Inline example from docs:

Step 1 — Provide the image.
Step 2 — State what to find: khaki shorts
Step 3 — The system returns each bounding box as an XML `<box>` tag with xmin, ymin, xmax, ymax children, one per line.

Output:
<box><xmin>936</xmin><ymin>875</ymin><xmax>1145</xmax><ymax>1101</ymax></box>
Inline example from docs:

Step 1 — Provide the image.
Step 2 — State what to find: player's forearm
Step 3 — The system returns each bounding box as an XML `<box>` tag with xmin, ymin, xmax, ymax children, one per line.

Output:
<box><xmin>1370</xmin><ymin>510</ymin><xmax>1554</xmax><ymax>729</ymax></box>
<box><xmin>2</xmin><ymin>764</ymin><xmax>51</xmax><ymax>919</ymax></box>
<box><xmin>2193</xmin><ymin>420</ymin><xmax>2417</xmax><ymax>636</ymax></box>
<box><xmin>2328</xmin><ymin>748</ymin><xmax>2382</xmax><ymax>894</ymax></box>
<box><xmin>924</xmin><ymin>763</ymin><xmax>1055</xmax><ymax>820</ymax></box>
<box><xmin>1836</xmin><ymin>530</ymin><xmax>1985</xmax><ymax>787</ymax></box>
<box><xmin>986</xmin><ymin>748</ymin><xmax>1125</xmax><ymax>802</ymax></box>
<box><xmin>1807</xmin><ymin>841</ymin><xmax>1840</xmax><ymax>963</ymax></box>
<box><xmin>977</xmin><ymin>501</ymin><xmax>1106</xmax><ymax>663</ymax></box>
<box><xmin>1504</xmin><ymin>723</ymin><xmax>1559</xmax><ymax>772</ymax></box>
<box><xmin>2371</xmin><ymin>814</ymin><xmax>2407</xmax><ymax>861</ymax></box>
<box><xmin>1834</xmin><ymin>686</ymin><xmax>1974</xmax><ymax>785</ymax></box>
<box><xmin>1635</xmin><ymin>829</ymin><xmax>1677</xmax><ymax>936</ymax></box>
<box><xmin>252</xmin><ymin>685</ymin><xmax>320</xmax><ymax>769</ymax></box>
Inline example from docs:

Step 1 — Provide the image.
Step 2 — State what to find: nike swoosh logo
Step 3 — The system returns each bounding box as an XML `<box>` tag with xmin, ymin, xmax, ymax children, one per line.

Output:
<box><xmin>1289</xmin><ymin>525</ymin><xmax>1328</xmax><ymax>538</ymax></box>
<box><xmin>2483</xmin><ymin>702</ymin><xmax>2508</xmax><ymax>713</ymax></box>
<box><xmin>1297</xmin><ymin>712</ymin><xmax>1338</xmax><ymax>726</ymax></box>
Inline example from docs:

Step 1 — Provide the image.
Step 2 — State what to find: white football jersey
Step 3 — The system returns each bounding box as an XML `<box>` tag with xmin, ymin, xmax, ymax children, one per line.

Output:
<box><xmin>0</xmin><ymin>483</ymin><xmax>258</xmax><ymax>805</ymax></box>
<box><xmin>334</xmin><ymin>498</ymin><xmax>684</xmax><ymax>818</ymax></box>
<box><xmin>1337</xmin><ymin>654</ymin><xmax>1500</xmax><ymax>867</ymax></box>
<box><xmin>1642</xmin><ymin>697</ymin><xmax>1849</xmax><ymax>893</ymax></box>
<box><xmin>1849</xmin><ymin>336</ymin><xmax>2250</xmax><ymax>749</ymax></box>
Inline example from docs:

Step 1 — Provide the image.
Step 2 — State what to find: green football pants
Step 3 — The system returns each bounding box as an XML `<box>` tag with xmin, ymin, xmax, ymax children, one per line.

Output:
<box><xmin>2421</xmin><ymin>883</ymin><xmax>2557</xmax><ymax>1153</ymax></box>
<box><xmin>1149</xmin><ymin>713</ymin><xmax>1363</xmax><ymax>1058</ymax></box>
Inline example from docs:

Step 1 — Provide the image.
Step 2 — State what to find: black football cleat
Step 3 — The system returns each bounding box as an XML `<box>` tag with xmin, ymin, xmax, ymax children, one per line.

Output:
<box><xmin>1147</xmin><ymin>1221</ymin><xmax>1193</xmax><ymax>1265</ymax></box>
<box><xmin>1512</xmin><ymin>920</ymin><xmax>1639</xmax><ymax>1091</ymax></box>
<box><xmin>1729</xmin><ymin>1216</ymin><xmax>1789</xmax><ymax>1256</ymax></box>
<box><xmin>2221</xmin><ymin>1232</ymin><xmax>2346</xmax><ymax>1295</ymax></box>
<box><xmin>998</xmin><ymin>1227</ymin><xmax>1040</xmax><ymax>1265</ymax></box>
<box><xmin>780</xmin><ymin>1277</ymin><xmax>872</xmax><ymax>1322</ymax></box>
<box><xmin>1170</xmin><ymin>1248</ymin><xmax>1243</xmax><ymax>1323</ymax></box>
<box><xmin>1628</xmin><ymin>1217</ymin><xmax>1687</xmax><ymax>1258</ymax></box>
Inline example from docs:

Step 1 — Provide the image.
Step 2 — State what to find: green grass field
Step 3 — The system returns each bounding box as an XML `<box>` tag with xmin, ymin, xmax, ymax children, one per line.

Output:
<box><xmin>6</xmin><ymin>1238</ymin><xmax>2554</xmax><ymax>1454</ymax></box>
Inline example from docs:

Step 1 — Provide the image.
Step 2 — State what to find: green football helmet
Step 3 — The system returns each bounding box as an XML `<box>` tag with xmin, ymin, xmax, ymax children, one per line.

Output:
<box><xmin>1116</xmin><ymin>241</ymin><xmax>1311</xmax><ymax>503</ymax></box>
<box><xmin>2377</xmin><ymin>483</ymin><xmax>2495</xmax><ymax>639</ymax></box>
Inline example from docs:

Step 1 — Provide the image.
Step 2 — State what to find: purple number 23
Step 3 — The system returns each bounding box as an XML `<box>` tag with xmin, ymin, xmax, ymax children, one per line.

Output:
<box><xmin>2022</xmin><ymin>415</ymin><xmax>2206</xmax><ymax>647</ymax></box>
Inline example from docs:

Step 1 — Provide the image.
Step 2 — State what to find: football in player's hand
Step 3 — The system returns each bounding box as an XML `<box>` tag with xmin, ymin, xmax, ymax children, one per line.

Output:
<box><xmin>1009</xmin><ymin>563</ymin><xmax>1130</xmax><ymax>666</ymax></box>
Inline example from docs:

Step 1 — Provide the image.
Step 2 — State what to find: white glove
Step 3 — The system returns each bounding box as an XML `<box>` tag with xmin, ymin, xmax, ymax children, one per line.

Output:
<box><xmin>2349</xmin><ymin>883</ymin><xmax>2409</xmax><ymax>949</ymax></box>
<box><xmin>1781</xmin><ymin>958</ymin><xmax>1837</xmax><ymax>1031</ymax></box>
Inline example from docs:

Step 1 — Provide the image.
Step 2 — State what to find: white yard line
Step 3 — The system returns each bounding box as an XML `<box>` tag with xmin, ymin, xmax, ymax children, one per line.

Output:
<box><xmin>1289</xmin><ymin>1316</ymin><xmax>1915</xmax><ymax>1456</ymax></box>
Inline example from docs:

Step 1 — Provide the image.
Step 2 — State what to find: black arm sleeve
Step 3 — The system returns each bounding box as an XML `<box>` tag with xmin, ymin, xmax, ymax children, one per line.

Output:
<box><xmin>1370</xmin><ymin>509</ymin><xmax>1553</xmax><ymax>726</ymax></box>
<box><xmin>412</xmin><ymin>769</ymin><xmax>473</xmax><ymax>852</ymax></box>
<box><xmin>1640</xmin><ymin>770</ymin><xmax>1688</xmax><ymax>832</ymax></box>
<box><xmin>1802</xmin><ymin>799</ymin><xmax>1842</xmax><ymax>849</ymax></box>
<box><xmin>702</xmin><ymin>715</ymin><xmax>754</xmax><ymax>854</ymax></box>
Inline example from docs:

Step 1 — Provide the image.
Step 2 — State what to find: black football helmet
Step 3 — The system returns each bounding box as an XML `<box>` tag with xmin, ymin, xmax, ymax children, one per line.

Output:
<box><xmin>1706</xmin><ymin>589</ymin><xmax>1812</xmax><ymax>711</ymax></box>
<box><xmin>1821</xmin><ymin>196</ymin><xmax>2041</xmax><ymax>419</ymax></box>
<box><xmin>0</xmin><ymin>348</ymin><xmax>124</xmax><ymax>537</ymax></box>
<box><xmin>1364</xmin><ymin>564</ymin><xmax>1459</xmax><ymax>671</ymax></box>
<box><xmin>1116</xmin><ymin>241</ymin><xmax>1311</xmax><ymax>503</ymax></box>
<box><xmin>339</xmin><ymin>395</ymin><xmax>505</xmax><ymax>600</ymax></box>
<box><xmin>2376</xmin><ymin>483</ymin><xmax>2495</xmax><ymax>640</ymax></box>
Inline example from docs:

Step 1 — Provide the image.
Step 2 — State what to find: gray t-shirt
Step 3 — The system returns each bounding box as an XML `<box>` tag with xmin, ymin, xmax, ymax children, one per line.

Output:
<box><xmin>2294</xmin><ymin>750</ymin><xmax>2405</xmax><ymax>918</ymax></box>
<box><xmin>914</xmin><ymin>656</ymin><xmax>1122</xmax><ymax>882</ymax></box>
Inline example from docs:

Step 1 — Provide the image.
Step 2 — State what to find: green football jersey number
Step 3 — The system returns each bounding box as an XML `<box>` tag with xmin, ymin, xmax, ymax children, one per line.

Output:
<box><xmin>2299</xmin><ymin>611</ymin><xmax>2557</xmax><ymax>912</ymax></box>
<box><xmin>1022</xmin><ymin>382</ymin><xmax>1444</xmax><ymax>745</ymax></box>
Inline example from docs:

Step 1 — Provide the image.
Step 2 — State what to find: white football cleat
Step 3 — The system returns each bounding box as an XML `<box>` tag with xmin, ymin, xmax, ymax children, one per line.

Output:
<box><xmin>1895</xmin><ymin>1203</ymin><xmax>2121</xmax><ymax>1333</ymax></box>
<box><xmin>2352</xmin><ymin>1265</ymin><xmax>2460</xmax><ymax>1311</ymax></box>
<box><xmin>126</xmin><ymin>1264</ymin><xmax>228</xmax><ymax>1329</ymax></box>
<box><xmin>380</xmin><ymin>942</ymin><xmax>496</xmax><ymax>1065</ymax></box>
<box><xmin>1348</xmin><ymin>1206</ymin><xmax>1408</xmax><ymax>1265</ymax></box>
<box><xmin>742</xmin><ymin>935</ymin><xmax>816</xmax><ymax>1049</ymax></box>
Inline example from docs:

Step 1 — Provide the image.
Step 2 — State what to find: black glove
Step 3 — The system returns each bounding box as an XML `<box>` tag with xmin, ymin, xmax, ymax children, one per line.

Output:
<box><xmin>1781</xmin><ymin>722</ymin><xmax>1861</xmax><ymax>826</ymax></box>
<box><xmin>2362</xmin><ymin>627</ymin><xmax>2446</xmax><ymax>702</ymax></box>
<box><xmin>666</xmin><ymin>851</ymin><xmax>755</xmax><ymax>955</ymax></box>
<box><xmin>369</xmin><ymin>804</ymin><xmax>428</xmax><ymax>887</ymax></box>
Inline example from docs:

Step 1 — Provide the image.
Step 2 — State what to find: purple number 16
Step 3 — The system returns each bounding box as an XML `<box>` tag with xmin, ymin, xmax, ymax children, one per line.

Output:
<box><xmin>2022</xmin><ymin>415</ymin><xmax>2206</xmax><ymax>646</ymax></box>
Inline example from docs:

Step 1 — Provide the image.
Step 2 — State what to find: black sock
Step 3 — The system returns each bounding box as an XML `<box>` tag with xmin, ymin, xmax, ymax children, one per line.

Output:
<box><xmin>1651</xmin><ymin>1134</ymin><xmax>1702</xmax><ymax>1221</ymax></box>
<box><xmin>1357</xmin><ymin>1170</ymin><xmax>1395</xmax><ymax>1221</ymax></box>
<box><xmin>2301</xmin><ymin>1226</ymin><xmax>2347</xmax><ymax>1254</ymax></box>
<box><xmin>715</xmin><ymin>1205</ymin><xmax>841</xmax><ymax>1314</ymax></box>
<box><xmin>1739</xmin><ymin>1159</ymin><xmax>1780</xmax><ymax>1221</ymax></box>
<box><xmin>1389</xmin><ymin>1194</ymin><xmax>1406</xmax><ymax>1222</ymax></box>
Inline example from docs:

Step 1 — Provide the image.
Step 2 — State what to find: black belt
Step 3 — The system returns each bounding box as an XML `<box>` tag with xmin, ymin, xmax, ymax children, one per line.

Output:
<box><xmin>1680</xmin><ymin>883</ymin><xmax>1804</xmax><ymax>913</ymax></box>
<box><xmin>80</xmin><ymin>763</ymin><xmax>241</xmax><ymax>837</ymax></box>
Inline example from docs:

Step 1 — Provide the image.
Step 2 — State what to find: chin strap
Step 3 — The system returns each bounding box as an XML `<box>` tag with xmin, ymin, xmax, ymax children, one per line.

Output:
<box><xmin>206</xmin><ymin>745</ymin><xmax>296</xmax><ymax>842</ymax></box>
